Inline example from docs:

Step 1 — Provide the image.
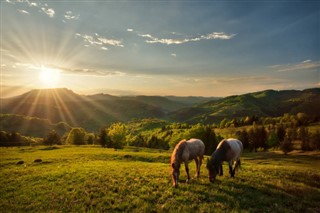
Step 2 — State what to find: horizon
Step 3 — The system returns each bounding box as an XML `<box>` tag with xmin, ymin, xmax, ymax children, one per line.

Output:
<box><xmin>1</xmin><ymin>1</ymin><xmax>320</xmax><ymax>98</ymax></box>
<box><xmin>1</xmin><ymin>86</ymin><xmax>319</xmax><ymax>100</ymax></box>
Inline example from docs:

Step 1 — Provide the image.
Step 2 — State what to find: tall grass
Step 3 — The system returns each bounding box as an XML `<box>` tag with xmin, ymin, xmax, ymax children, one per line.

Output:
<box><xmin>1</xmin><ymin>146</ymin><xmax>319</xmax><ymax>212</ymax></box>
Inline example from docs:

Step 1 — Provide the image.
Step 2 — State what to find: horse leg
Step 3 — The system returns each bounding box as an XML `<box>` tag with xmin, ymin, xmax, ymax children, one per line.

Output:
<box><xmin>237</xmin><ymin>159</ymin><xmax>241</xmax><ymax>169</ymax></box>
<box><xmin>229</xmin><ymin>162</ymin><xmax>234</xmax><ymax>177</ymax></box>
<box><xmin>198</xmin><ymin>156</ymin><xmax>203</xmax><ymax>177</ymax></box>
<box><xmin>219</xmin><ymin>164</ymin><xmax>223</xmax><ymax>176</ymax></box>
<box><xmin>194</xmin><ymin>158</ymin><xmax>199</xmax><ymax>178</ymax></box>
<box><xmin>185</xmin><ymin>161</ymin><xmax>190</xmax><ymax>182</ymax></box>
<box><xmin>232</xmin><ymin>159</ymin><xmax>241</xmax><ymax>177</ymax></box>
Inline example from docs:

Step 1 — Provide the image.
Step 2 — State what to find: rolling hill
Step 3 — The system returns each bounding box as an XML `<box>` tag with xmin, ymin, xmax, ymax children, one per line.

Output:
<box><xmin>0</xmin><ymin>88</ymin><xmax>216</xmax><ymax>131</ymax></box>
<box><xmin>1</xmin><ymin>88</ymin><xmax>319</xmax><ymax>132</ymax></box>
<box><xmin>169</xmin><ymin>88</ymin><xmax>320</xmax><ymax>124</ymax></box>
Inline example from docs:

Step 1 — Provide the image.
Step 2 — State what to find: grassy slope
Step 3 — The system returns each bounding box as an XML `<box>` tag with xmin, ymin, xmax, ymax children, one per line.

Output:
<box><xmin>0</xmin><ymin>146</ymin><xmax>319</xmax><ymax>212</ymax></box>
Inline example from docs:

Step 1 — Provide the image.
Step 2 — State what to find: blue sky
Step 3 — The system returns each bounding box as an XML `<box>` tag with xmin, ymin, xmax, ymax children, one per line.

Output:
<box><xmin>1</xmin><ymin>0</ymin><xmax>319</xmax><ymax>97</ymax></box>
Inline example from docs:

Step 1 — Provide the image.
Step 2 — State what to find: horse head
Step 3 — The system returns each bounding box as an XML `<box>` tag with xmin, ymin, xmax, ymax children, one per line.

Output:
<box><xmin>171</xmin><ymin>162</ymin><xmax>180</xmax><ymax>188</ymax></box>
<box><xmin>206</xmin><ymin>157</ymin><xmax>220</xmax><ymax>183</ymax></box>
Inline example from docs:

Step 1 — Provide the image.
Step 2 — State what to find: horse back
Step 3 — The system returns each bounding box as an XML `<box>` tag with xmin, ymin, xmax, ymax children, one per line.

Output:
<box><xmin>217</xmin><ymin>139</ymin><xmax>243</xmax><ymax>162</ymax></box>
<box><xmin>185</xmin><ymin>139</ymin><xmax>205</xmax><ymax>160</ymax></box>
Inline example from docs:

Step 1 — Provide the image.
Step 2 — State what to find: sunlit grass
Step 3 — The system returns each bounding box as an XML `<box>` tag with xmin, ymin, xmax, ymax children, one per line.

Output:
<box><xmin>0</xmin><ymin>146</ymin><xmax>319</xmax><ymax>212</ymax></box>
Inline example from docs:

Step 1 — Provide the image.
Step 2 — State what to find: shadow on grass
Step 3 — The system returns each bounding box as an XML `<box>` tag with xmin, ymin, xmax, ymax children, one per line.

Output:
<box><xmin>187</xmin><ymin>176</ymin><xmax>319</xmax><ymax>212</ymax></box>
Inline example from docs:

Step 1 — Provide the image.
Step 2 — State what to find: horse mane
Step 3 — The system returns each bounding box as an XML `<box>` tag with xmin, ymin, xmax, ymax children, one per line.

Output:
<box><xmin>171</xmin><ymin>139</ymin><xmax>187</xmax><ymax>166</ymax></box>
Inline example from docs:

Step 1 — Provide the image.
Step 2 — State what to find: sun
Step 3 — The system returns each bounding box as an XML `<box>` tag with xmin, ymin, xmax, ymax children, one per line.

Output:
<box><xmin>39</xmin><ymin>66</ymin><xmax>61</xmax><ymax>87</ymax></box>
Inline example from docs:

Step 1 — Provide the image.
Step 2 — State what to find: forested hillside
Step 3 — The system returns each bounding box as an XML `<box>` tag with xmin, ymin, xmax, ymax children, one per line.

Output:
<box><xmin>170</xmin><ymin>88</ymin><xmax>320</xmax><ymax>124</ymax></box>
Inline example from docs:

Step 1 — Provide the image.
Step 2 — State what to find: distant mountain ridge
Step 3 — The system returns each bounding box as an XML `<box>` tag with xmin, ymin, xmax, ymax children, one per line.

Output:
<box><xmin>1</xmin><ymin>88</ymin><xmax>319</xmax><ymax>131</ymax></box>
<box><xmin>169</xmin><ymin>88</ymin><xmax>320</xmax><ymax>124</ymax></box>
<box><xmin>1</xmin><ymin>88</ymin><xmax>217</xmax><ymax>130</ymax></box>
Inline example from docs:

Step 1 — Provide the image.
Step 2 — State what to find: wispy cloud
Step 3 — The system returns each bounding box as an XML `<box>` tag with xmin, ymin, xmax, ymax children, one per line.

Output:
<box><xmin>17</xmin><ymin>9</ymin><xmax>29</xmax><ymax>14</ymax></box>
<box><xmin>270</xmin><ymin>60</ymin><xmax>320</xmax><ymax>72</ymax></box>
<box><xmin>213</xmin><ymin>76</ymin><xmax>279</xmax><ymax>84</ymax></box>
<box><xmin>136</xmin><ymin>31</ymin><xmax>236</xmax><ymax>45</ymax></box>
<box><xmin>6</xmin><ymin>0</ymin><xmax>55</xmax><ymax>18</ymax></box>
<box><xmin>12</xmin><ymin>62</ymin><xmax>125</xmax><ymax>77</ymax></box>
<box><xmin>171</xmin><ymin>53</ymin><xmax>177</xmax><ymax>57</ymax></box>
<box><xmin>41</xmin><ymin>7</ymin><xmax>55</xmax><ymax>18</ymax></box>
<box><xmin>50</xmin><ymin>65</ymin><xmax>125</xmax><ymax>77</ymax></box>
<box><xmin>75</xmin><ymin>33</ymin><xmax>124</xmax><ymax>49</ymax></box>
<box><xmin>5</xmin><ymin>0</ymin><xmax>15</xmax><ymax>4</ymax></box>
<box><xmin>64</xmin><ymin>11</ymin><xmax>80</xmax><ymax>20</ymax></box>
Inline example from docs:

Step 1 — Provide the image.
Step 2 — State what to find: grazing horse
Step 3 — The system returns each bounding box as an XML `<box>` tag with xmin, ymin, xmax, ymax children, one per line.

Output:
<box><xmin>206</xmin><ymin>138</ymin><xmax>243</xmax><ymax>183</ymax></box>
<box><xmin>171</xmin><ymin>138</ymin><xmax>205</xmax><ymax>188</ymax></box>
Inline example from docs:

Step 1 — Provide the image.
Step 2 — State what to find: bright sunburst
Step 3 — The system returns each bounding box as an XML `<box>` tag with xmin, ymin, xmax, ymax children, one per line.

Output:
<box><xmin>39</xmin><ymin>66</ymin><xmax>61</xmax><ymax>87</ymax></box>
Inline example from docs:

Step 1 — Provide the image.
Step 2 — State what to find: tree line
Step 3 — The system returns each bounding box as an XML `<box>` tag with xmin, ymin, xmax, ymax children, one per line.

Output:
<box><xmin>1</xmin><ymin>113</ymin><xmax>319</xmax><ymax>154</ymax></box>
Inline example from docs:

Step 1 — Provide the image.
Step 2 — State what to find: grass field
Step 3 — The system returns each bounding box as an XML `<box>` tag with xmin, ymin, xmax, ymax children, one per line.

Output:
<box><xmin>1</xmin><ymin>146</ymin><xmax>319</xmax><ymax>212</ymax></box>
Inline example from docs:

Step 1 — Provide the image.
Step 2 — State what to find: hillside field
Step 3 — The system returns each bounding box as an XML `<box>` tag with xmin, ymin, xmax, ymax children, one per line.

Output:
<box><xmin>0</xmin><ymin>146</ymin><xmax>319</xmax><ymax>212</ymax></box>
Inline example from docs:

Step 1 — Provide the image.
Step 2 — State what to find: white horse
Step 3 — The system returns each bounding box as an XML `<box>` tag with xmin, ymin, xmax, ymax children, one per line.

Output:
<box><xmin>206</xmin><ymin>138</ymin><xmax>243</xmax><ymax>183</ymax></box>
<box><xmin>171</xmin><ymin>138</ymin><xmax>205</xmax><ymax>187</ymax></box>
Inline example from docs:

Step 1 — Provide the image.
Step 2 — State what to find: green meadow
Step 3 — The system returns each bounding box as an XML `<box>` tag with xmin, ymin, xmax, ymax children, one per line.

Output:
<box><xmin>1</xmin><ymin>146</ymin><xmax>319</xmax><ymax>212</ymax></box>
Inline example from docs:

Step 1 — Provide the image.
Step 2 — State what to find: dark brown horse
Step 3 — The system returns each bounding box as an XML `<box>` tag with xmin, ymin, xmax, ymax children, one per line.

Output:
<box><xmin>171</xmin><ymin>138</ymin><xmax>205</xmax><ymax>188</ymax></box>
<box><xmin>206</xmin><ymin>138</ymin><xmax>243</xmax><ymax>183</ymax></box>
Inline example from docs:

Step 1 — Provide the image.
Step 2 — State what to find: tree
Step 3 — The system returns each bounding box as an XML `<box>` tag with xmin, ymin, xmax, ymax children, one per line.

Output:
<box><xmin>98</xmin><ymin>128</ymin><xmax>109</xmax><ymax>147</ymax></box>
<box><xmin>276</xmin><ymin>125</ymin><xmax>286</xmax><ymax>142</ymax></box>
<box><xmin>66</xmin><ymin>128</ymin><xmax>86</xmax><ymax>145</ymax></box>
<box><xmin>107</xmin><ymin>123</ymin><xmax>127</xmax><ymax>149</ymax></box>
<box><xmin>43</xmin><ymin>130</ymin><xmax>61</xmax><ymax>146</ymax></box>
<box><xmin>86</xmin><ymin>133</ymin><xmax>95</xmax><ymax>145</ymax></box>
<box><xmin>219</xmin><ymin>119</ymin><xmax>227</xmax><ymax>128</ymax></box>
<box><xmin>298</xmin><ymin>127</ymin><xmax>311</xmax><ymax>151</ymax></box>
<box><xmin>280</xmin><ymin>128</ymin><xmax>295</xmax><ymax>155</ymax></box>
<box><xmin>202</xmin><ymin>126</ymin><xmax>217</xmax><ymax>155</ymax></box>
<box><xmin>236</xmin><ymin>129</ymin><xmax>249</xmax><ymax>150</ymax></box>
<box><xmin>280</xmin><ymin>136</ymin><xmax>293</xmax><ymax>155</ymax></box>
<box><xmin>267</xmin><ymin>131</ymin><xmax>280</xmax><ymax>149</ymax></box>
<box><xmin>297</xmin><ymin>112</ymin><xmax>309</xmax><ymax>126</ymax></box>
<box><xmin>8</xmin><ymin>132</ymin><xmax>23</xmax><ymax>146</ymax></box>
<box><xmin>128</xmin><ymin>134</ymin><xmax>146</xmax><ymax>147</ymax></box>
<box><xmin>310</xmin><ymin>130</ymin><xmax>320</xmax><ymax>150</ymax></box>
<box><xmin>0</xmin><ymin>131</ymin><xmax>9</xmax><ymax>146</ymax></box>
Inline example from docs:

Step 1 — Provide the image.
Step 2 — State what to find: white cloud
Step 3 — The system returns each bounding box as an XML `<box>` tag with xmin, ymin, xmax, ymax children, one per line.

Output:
<box><xmin>7</xmin><ymin>0</ymin><xmax>55</xmax><ymax>18</ymax></box>
<box><xmin>41</xmin><ymin>7</ymin><xmax>55</xmax><ymax>18</ymax></box>
<box><xmin>28</xmin><ymin>2</ymin><xmax>37</xmax><ymax>7</ymax></box>
<box><xmin>271</xmin><ymin>60</ymin><xmax>320</xmax><ymax>72</ymax></box>
<box><xmin>5</xmin><ymin>0</ymin><xmax>15</xmax><ymax>4</ymax></box>
<box><xmin>302</xmin><ymin>59</ymin><xmax>311</xmax><ymax>64</ymax></box>
<box><xmin>75</xmin><ymin>33</ymin><xmax>124</xmax><ymax>49</ymax></box>
<box><xmin>49</xmin><ymin>65</ymin><xmax>126</xmax><ymax>77</ymax></box>
<box><xmin>17</xmin><ymin>9</ymin><xmax>29</xmax><ymax>14</ymax></box>
<box><xmin>137</xmin><ymin>31</ymin><xmax>236</xmax><ymax>45</ymax></box>
<box><xmin>171</xmin><ymin>53</ymin><xmax>177</xmax><ymax>57</ymax></box>
<box><xmin>64</xmin><ymin>11</ymin><xmax>80</xmax><ymax>20</ymax></box>
<box><xmin>127</xmin><ymin>29</ymin><xmax>133</xmax><ymax>32</ymax></box>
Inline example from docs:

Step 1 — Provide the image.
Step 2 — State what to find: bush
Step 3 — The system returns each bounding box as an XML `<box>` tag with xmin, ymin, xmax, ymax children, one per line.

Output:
<box><xmin>43</xmin><ymin>130</ymin><xmax>61</xmax><ymax>146</ymax></box>
<box><xmin>66</xmin><ymin>128</ymin><xmax>87</xmax><ymax>145</ymax></box>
